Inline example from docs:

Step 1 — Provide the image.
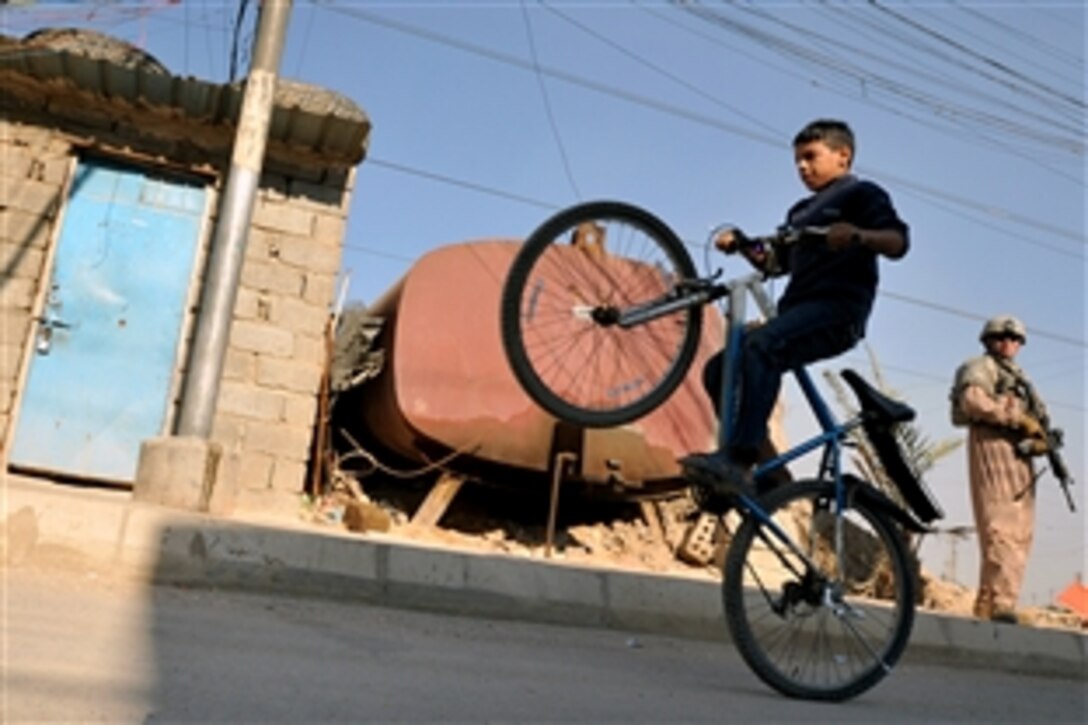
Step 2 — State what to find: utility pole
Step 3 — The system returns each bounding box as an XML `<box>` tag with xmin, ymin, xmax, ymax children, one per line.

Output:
<box><xmin>176</xmin><ymin>0</ymin><xmax>292</xmax><ymax>437</ymax></box>
<box><xmin>134</xmin><ymin>0</ymin><xmax>292</xmax><ymax>511</ymax></box>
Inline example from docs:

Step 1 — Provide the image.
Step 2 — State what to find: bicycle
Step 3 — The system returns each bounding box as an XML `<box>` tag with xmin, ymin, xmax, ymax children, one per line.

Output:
<box><xmin>499</xmin><ymin>200</ymin><xmax>944</xmax><ymax>702</ymax></box>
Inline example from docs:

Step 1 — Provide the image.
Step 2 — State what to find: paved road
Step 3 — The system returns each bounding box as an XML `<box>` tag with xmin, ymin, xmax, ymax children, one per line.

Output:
<box><xmin>3</xmin><ymin>566</ymin><xmax>1084</xmax><ymax>723</ymax></box>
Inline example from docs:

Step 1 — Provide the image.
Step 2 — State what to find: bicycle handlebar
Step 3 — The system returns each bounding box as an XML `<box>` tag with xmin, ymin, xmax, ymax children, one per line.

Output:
<box><xmin>736</xmin><ymin>225</ymin><xmax>830</xmax><ymax>253</ymax></box>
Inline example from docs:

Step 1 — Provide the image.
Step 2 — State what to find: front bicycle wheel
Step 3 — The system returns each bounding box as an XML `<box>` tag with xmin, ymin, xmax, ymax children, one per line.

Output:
<box><xmin>500</xmin><ymin>201</ymin><xmax>702</xmax><ymax>428</ymax></box>
<box><xmin>723</xmin><ymin>479</ymin><xmax>916</xmax><ymax>702</ymax></box>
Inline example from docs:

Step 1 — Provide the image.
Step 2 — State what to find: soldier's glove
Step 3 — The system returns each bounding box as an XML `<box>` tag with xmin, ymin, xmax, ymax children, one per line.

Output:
<box><xmin>1017</xmin><ymin>414</ymin><xmax>1045</xmax><ymax>440</ymax></box>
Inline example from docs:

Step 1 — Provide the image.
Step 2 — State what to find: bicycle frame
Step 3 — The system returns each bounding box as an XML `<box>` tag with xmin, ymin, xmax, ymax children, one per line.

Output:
<box><xmin>713</xmin><ymin>272</ymin><xmax>866</xmax><ymax>572</ymax></box>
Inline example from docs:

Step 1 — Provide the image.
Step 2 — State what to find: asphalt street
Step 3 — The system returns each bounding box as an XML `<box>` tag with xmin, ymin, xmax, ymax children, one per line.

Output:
<box><xmin>4</xmin><ymin>565</ymin><xmax>1085</xmax><ymax>723</ymax></box>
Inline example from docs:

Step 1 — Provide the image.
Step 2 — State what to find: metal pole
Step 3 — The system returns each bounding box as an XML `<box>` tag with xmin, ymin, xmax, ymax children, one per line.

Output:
<box><xmin>176</xmin><ymin>0</ymin><xmax>292</xmax><ymax>437</ymax></box>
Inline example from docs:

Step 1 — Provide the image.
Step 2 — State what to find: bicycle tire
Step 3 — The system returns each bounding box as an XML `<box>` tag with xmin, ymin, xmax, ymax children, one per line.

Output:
<box><xmin>723</xmin><ymin>479</ymin><xmax>916</xmax><ymax>701</ymax></box>
<box><xmin>500</xmin><ymin>201</ymin><xmax>703</xmax><ymax>428</ymax></box>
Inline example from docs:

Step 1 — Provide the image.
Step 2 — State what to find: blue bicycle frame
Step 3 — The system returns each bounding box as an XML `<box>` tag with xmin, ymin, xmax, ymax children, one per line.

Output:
<box><xmin>713</xmin><ymin>272</ymin><xmax>865</xmax><ymax>556</ymax></box>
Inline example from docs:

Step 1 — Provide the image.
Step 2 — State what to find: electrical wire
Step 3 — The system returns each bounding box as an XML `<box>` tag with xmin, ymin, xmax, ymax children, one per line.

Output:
<box><xmin>320</xmin><ymin>1</ymin><xmax>1085</xmax><ymax>249</ymax></box>
<box><xmin>520</xmin><ymin>0</ymin><xmax>582</xmax><ymax>200</ymax></box>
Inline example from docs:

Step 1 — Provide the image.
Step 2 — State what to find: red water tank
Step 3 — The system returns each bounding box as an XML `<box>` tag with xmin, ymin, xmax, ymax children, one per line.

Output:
<box><xmin>358</xmin><ymin>240</ymin><xmax>724</xmax><ymax>495</ymax></box>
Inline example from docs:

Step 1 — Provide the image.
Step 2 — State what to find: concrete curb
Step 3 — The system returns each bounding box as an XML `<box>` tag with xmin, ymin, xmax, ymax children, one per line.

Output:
<box><xmin>4</xmin><ymin>476</ymin><xmax>1085</xmax><ymax>680</ymax></box>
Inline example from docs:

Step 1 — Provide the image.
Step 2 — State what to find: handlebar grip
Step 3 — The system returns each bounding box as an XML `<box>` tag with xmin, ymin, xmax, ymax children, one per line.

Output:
<box><xmin>776</xmin><ymin>226</ymin><xmax>829</xmax><ymax>245</ymax></box>
<box><xmin>720</xmin><ymin>225</ymin><xmax>830</xmax><ymax>254</ymax></box>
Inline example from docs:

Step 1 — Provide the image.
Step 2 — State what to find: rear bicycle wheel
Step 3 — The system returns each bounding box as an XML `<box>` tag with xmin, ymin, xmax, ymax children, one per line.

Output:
<box><xmin>723</xmin><ymin>479</ymin><xmax>916</xmax><ymax>701</ymax></box>
<box><xmin>500</xmin><ymin>201</ymin><xmax>702</xmax><ymax>428</ymax></box>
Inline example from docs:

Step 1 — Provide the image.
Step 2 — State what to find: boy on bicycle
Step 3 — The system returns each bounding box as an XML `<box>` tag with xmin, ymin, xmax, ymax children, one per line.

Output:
<box><xmin>682</xmin><ymin>119</ymin><xmax>910</xmax><ymax>499</ymax></box>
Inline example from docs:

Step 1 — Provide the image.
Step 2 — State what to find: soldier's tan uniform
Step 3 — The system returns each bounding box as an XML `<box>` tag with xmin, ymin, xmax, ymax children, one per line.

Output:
<box><xmin>952</xmin><ymin>352</ymin><xmax>1043</xmax><ymax>619</ymax></box>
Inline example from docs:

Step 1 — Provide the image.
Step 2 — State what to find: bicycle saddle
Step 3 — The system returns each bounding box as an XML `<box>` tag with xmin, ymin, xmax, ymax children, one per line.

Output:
<box><xmin>840</xmin><ymin>369</ymin><xmax>915</xmax><ymax>424</ymax></box>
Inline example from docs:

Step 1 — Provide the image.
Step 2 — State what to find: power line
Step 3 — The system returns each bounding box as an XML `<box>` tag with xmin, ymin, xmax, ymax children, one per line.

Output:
<box><xmin>354</xmin><ymin>155</ymin><xmax>1088</xmax><ymax>354</ymax></box>
<box><xmin>880</xmin><ymin>289</ymin><xmax>1086</xmax><ymax>348</ymax></box>
<box><xmin>678</xmin><ymin>0</ymin><xmax>1084</xmax><ymax>154</ymax></box>
<box><xmin>544</xmin><ymin>1</ymin><xmax>782</xmax><ymax>138</ymax></box>
<box><xmin>926</xmin><ymin>3</ymin><xmax>1083</xmax><ymax>91</ymax></box>
<box><xmin>870</xmin><ymin>0</ymin><xmax>1084</xmax><ymax>113</ymax></box>
<box><xmin>318</xmin><ymin>5</ymin><xmax>1085</xmax><ymax>351</ymax></box>
<box><xmin>228</xmin><ymin>0</ymin><xmax>251</xmax><ymax>82</ymax></box>
<box><xmin>950</xmin><ymin>0</ymin><xmax>1085</xmax><ymax>72</ymax></box>
<box><xmin>322</xmin><ymin>2</ymin><xmax>1085</xmax><ymax>249</ymax></box>
<box><xmin>646</xmin><ymin>0</ymin><xmax>1083</xmax><ymax>184</ymax></box>
<box><xmin>520</xmin><ymin>1</ymin><xmax>582</xmax><ymax>200</ymax></box>
<box><xmin>367</xmin><ymin>157</ymin><xmax>563</xmax><ymax>212</ymax></box>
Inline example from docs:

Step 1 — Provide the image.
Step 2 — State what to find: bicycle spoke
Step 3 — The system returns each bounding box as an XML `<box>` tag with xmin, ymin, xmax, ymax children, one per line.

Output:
<box><xmin>501</xmin><ymin>202</ymin><xmax>702</xmax><ymax>425</ymax></box>
<box><xmin>723</xmin><ymin>480</ymin><xmax>915</xmax><ymax>701</ymax></box>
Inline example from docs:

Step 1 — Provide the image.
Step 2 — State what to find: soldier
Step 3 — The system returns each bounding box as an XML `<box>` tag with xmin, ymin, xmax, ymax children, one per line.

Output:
<box><xmin>951</xmin><ymin>315</ymin><xmax>1048</xmax><ymax>624</ymax></box>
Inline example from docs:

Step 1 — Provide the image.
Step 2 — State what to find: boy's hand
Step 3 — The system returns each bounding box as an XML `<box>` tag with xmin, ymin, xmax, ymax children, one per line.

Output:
<box><xmin>714</xmin><ymin>228</ymin><xmax>767</xmax><ymax>265</ymax></box>
<box><xmin>826</xmin><ymin>222</ymin><xmax>862</xmax><ymax>252</ymax></box>
<box><xmin>713</xmin><ymin>228</ymin><xmax>742</xmax><ymax>253</ymax></box>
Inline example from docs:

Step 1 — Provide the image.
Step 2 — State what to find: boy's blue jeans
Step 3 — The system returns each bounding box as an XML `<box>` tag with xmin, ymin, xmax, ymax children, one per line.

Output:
<box><xmin>702</xmin><ymin>299</ymin><xmax>864</xmax><ymax>463</ymax></box>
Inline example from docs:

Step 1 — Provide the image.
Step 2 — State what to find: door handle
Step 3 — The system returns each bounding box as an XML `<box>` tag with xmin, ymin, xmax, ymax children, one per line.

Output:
<box><xmin>33</xmin><ymin>315</ymin><xmax>74</xmax><ymax>354</ymax></box>
<box><xmin>36</xmin><ymin>315</ymin><xmax>72</xmax><ymax>329</ymax></box>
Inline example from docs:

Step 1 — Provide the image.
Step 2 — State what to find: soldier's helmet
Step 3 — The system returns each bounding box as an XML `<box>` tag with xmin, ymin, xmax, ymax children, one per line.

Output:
<box><xmin>980</xmin><ymin>315</ymin><xmax>1027</xmax><ymax>344</ymax></box>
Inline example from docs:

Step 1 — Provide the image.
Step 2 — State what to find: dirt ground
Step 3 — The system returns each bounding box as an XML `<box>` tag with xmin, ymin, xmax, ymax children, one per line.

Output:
<box><xmin>302</xmin><ymin>468</ymin><xmax>1083</xmax><ymax>633</ymax></box>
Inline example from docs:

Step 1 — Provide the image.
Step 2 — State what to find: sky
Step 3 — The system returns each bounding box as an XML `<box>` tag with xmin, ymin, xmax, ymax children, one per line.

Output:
<box><xmin>2</xmin><ymin>1</ymin><xmax>1084</xmax><ymax>605</ymax></box>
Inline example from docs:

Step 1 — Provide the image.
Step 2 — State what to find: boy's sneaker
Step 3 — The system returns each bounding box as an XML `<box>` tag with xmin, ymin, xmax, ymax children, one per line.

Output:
<box><xmin>679</xmin><ymin>452</ymin><xmax>755</xmax><ymax>499</ymax></box>
<box><xmin>990</xmin><ymin>608</ymin><xmax>1020</xmax><ymax>625</ymax></box>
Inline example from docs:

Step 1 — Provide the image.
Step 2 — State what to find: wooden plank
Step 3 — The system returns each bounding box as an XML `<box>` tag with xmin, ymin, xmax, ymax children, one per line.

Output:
<box><xmin>409</xmin><ymin>471</ymin><xmax>465</xmax><ymax>529</ymax></box>
<box><xmin>639</xmin><ymin>500</ymin><xmax>667</xmax><ymax>549</ymax></box>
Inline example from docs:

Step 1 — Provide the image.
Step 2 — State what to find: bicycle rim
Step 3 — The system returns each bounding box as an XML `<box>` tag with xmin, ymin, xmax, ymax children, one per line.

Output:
<box><xmin>723</xmin><ymin>480</ymin><xmax>916</xmax><ymax>701</ymax></box>
<box><xmin>500</xmin><ymin>201</ymin><xmax>702</xmax><ymax>428</ymax></box>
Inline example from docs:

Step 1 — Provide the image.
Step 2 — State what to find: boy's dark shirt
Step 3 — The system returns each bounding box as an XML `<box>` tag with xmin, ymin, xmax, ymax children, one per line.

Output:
<box><xmin>776</xmin><ymin>174</ymin><xmax>909</xmax><ymax>325</ymax></box>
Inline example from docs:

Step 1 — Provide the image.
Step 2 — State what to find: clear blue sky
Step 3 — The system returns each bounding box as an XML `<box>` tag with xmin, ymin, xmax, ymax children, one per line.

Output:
<box><xmin>3</xmin><ymin>1</ymin><xmax>1084</xmax><ymax>605</ymax></box>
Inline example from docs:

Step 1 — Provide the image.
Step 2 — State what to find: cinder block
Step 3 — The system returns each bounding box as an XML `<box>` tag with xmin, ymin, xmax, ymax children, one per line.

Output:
<box><xmin>216</xmin><ymin>380</ymin><xmax>286</xmax><ymax>421</ymax></box>
<box><xmin>313</xmin><ymin>211</ymin><xmax>347</xmax><ymax>243</ymax></box>
<box><xmin>0</xmin><ymin>310</ymin><xmax>32</xmax><ymax>341</ymax></box>
<box><xmin>210</xmin><ymin>412</ymin><xmax>248</xmax><ymax>450</ymax></box>
<box><xmin>301</xmin><ymin>272</ymin><xmax>336</xmax><ymax>308</ymax></box>
<box><xmin>0</xmin><ymin>242</ymin><xmax>46</xmax><ymax>279</ymax></box>
<box><xmin>232</xmin><ymin>287</ymin><xmax>266</xmax><ymax>321</ymax></box>
<box><xmin>0</xmin><ymin>147</ymin><xmax>34</xmax><ymax>179</ymax></box>
<box><xmin>229</xmin><ymin>319</ymin><xmax>295</xmax><ymax>357</ymax></box>
<box><xmin>0</xmin><ymin>177</ymin><xmax>61</xmax><ymax>216</ymax></box>
<box><xmin>283</xmin><ymin>392</ymin><xmax>318</xmax><ymax>428</ymax></box>
<box><xmin>240</xmin><ymin>260</ymin><xmax>305</xmax><ymax>297</ymax></box>
<box><xmin>221</xmin><ymin>348</ymin><xmax>258</xmax><ymax>382</ymax></box>
<box><xmin>0</xmin><ymin>208</ymin><xmax>54</xmax><ymax>247</ymax></box>
<box><xmin>276</xmin><ymin>235</ymin><xmax>341</xmax><ymax>275</ymax></box>
<box><xmin>270</xmin><ymin>458</ymin><xmax>308</xmax><ymax>494</ymax></box>
<box><xmin>0</xmin><ymin>379</ymin><xmax>13</xmax><ymax>414</ymax></box>
<box><xmin>237</xmin><ymin>450</ymin><xmax>274</xmax><ymax>489</ymax></box>
<box><xmin>256</xmin><ymin>356</ymin><xmax>321</xmax><ymax>394</ymax></box>
<box><xmin>269</xmin><ymin>296</ymin><xmax>329</xmax><ymax>336</ymax></box>
<box><xmin>244</xmin><ymin>420</ymin><xmax>313</xmax><ymax>461</ymax></box>
<box><xmin>0</xmin><ymin>343</ymin><xmax>25</xmax><ymax>378</ymax></box>
<box><xmin>291</xmin><ymin>332</ymin><xmax>325</xmax><ymax>362</ymax></box>
<box><xmin>0</xmin><ymin>277</ymin><xmax>39</xmax><ymax>310</ymax></box>
<box><xmin>252</xmin><ymin>197</ymin><xmax>315</xmax><ymax>237</ymax></box>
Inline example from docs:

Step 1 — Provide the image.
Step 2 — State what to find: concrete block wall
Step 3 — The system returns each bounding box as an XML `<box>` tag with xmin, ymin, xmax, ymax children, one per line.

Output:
<box><xmin>212</xmin><ymin>171</ymin><xmax>352</xmax><ymax>516</ymax></box>
<box><xmin>0</xmin><ymin>120</ymin><xmax>69</xmax><ymax>448</ymax></box>
<box><xmin>1</xmin><ymin>111</ymin><xmax>356</xmax><ymax>519</ymax></box>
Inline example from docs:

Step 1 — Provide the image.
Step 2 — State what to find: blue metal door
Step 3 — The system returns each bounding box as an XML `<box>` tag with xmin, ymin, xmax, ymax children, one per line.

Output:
<box><xmin>9</xmin><ymin>158</ymin><xmax>206</xmax><ymax>482</ymax></box>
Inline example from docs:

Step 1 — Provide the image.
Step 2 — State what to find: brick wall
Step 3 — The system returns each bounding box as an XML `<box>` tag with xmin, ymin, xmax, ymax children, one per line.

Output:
<box><xmin>0</xmin><ymin>109</ymin><xmax>356</xmax><ymax>517</ymax></box>
<box><xmin>0</xmin><ymin>121</ymin><xmax>68</xmax><ymax>448</ymax></box>
<box><xmin>212</xmin><ymin>173</ymin><xmax>352</xmax><ymax>515</ymax></box>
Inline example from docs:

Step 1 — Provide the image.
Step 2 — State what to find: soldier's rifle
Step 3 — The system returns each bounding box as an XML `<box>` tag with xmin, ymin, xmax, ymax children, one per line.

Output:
<box><xmin>1011</xmin><ymin>370</ymin><xmax>1076</xmax><ymax>512</ymax></box>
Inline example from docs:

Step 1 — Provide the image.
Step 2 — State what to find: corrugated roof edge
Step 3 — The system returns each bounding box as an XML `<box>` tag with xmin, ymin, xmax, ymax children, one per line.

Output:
<box><xmin>0</xmin><ymin>29</ymin><xmax>370</xmax><ymax>167</ymax></box>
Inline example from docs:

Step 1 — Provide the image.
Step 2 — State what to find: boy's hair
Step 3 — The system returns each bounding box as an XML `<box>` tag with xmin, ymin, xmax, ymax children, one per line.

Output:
<box><xmin>793</xmin><ymin>119</ymin><xmax>855</xmax><ymax>156</ymax></box>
